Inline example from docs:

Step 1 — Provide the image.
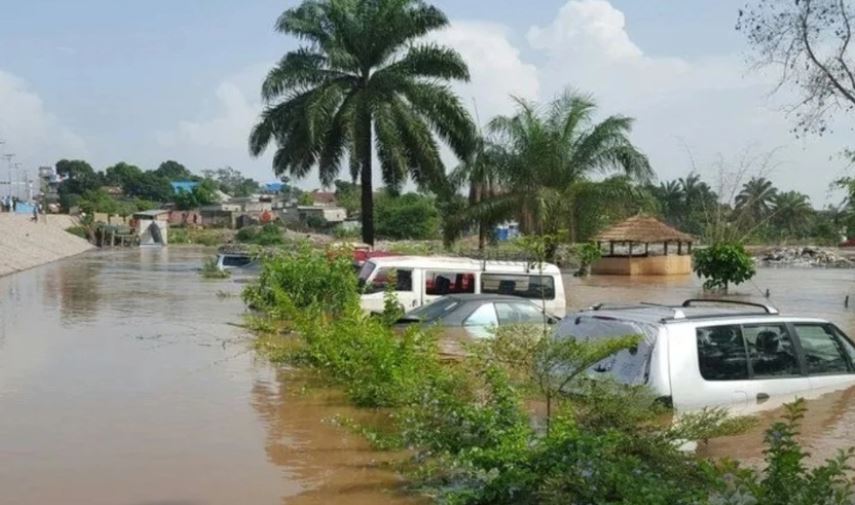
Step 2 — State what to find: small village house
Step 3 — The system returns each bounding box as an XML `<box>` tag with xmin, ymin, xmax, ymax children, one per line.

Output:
<box><xmin>133</xmin><ymin>209</ymin><xmax>170</xmax><ymax>246</ymax></box>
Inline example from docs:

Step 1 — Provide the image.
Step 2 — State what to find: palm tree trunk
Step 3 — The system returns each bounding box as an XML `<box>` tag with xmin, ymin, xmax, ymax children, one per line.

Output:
<box><xmin>359</xmin><ymin>112</ymin><xmax>375</xmax><ymax>246</ymax></box>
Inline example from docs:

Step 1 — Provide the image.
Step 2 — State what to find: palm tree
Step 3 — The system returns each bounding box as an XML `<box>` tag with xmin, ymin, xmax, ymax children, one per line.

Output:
<box><xmin>770</xmin><ymin>191</ymin><xmax>814</xmax><ymax>239</ymax></box>
<box><xmin>735</xmin><ymin>177</ymin><xmax>778</xmax><ymax>225</ymax></box>
<box><xmin>448</xmin><ymin>136</ymin><xmax>504</xmax><ymax>249</ymax></box>
<box><xmin>249</xmin><ymin>0</ymin><xmax>475</xmax><ymax>245</ymax></box>
<box><xmin>474</xmin><ymin>91</ymin><xmax>651</xmax><ymax>240</ymax></box>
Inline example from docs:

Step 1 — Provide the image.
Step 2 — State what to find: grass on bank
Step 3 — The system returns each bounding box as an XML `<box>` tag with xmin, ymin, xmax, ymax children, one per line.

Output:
<box><xmin>244</xmin><ymin>244</ymin><xmax>855</xmax><ymax>505</ymax></box>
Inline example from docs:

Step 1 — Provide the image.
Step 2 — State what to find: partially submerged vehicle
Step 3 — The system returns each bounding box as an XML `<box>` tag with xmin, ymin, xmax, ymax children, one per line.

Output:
<box><xmin>358</xmin><ymin>256</ymin><xmax>567</xmax><ymax>317</ymax></box>
<box><xmin>558</xmin><ymin>299</ymin><xmax>855</xmax><ymax>413</ymax></box>
<box><xmin>214</xmin><ymin>245</ymin><xmax>259</xmax><ymax>271</ymax></box>
<box><xmin>396</xmin><ymin>293</ymin><xmax>558</xmax><ymax>358</ymax></box>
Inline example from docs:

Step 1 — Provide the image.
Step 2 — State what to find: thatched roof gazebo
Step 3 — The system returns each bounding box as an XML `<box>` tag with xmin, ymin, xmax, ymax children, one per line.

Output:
<box><xmin>591</xmin><ymin>215</ymin><xmax>694</xmax><ymax>275</ymax></box>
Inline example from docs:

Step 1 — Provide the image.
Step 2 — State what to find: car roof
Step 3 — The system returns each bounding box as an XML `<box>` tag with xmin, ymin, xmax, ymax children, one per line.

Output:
<box><xmin>365</xmin><ymin>255</ymin><xmax>562</xmax><ymax>274</ymax></box>
<box><xmin>570</xmin><ymin>300</ymin><xmax>830</xmax><ymax>326</ymax></box>
<box><xmin>442</xmin><ymin>293</ymin><xmax>537</xmax><ymax>303</ymax></box>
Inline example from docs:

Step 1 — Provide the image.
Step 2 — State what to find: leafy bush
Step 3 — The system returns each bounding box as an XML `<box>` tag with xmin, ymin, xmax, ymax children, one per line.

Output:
<box><xmin>693</xmin><ymin>242</ymin><xmax>756</xmax><ymax>291</ymax></box>
<box><xmin>200</xmin><ymin>257</ymin><xmax>230</xmax><ymax>279</ymax></box>
<box><xmin>235</xmin><ymin>223</ymin><xmax>284</xmax><ymax>246</ymax></box>
<box><xmin>170</xmin><ymin>227</ymin><xmax>229</xmax><ymax>246</ymax></box>
<box><xmin>375</xmin><ymin>192</ymin><xmax>440</xmax><ymax>240</ymax></box>
<box><xmin>242</xmin><ymin>243</ymin><xmax>357</xmax><ymax>318</ymax></box>
<box><xmin>65</xmin><ymin>226</ymin><xmax>88</xmax><ymax>239</ymax></box>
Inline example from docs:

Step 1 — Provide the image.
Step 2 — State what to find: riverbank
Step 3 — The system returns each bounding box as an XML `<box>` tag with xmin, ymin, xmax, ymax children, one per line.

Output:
<box><xmin>0</xmin><ymin>214</ymin><xmax>93</xmax><ymax>277</ymax></box>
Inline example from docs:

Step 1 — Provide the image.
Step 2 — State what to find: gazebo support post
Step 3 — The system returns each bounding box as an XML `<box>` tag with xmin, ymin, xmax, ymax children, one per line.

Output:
<box><xmin>678</xmin><ymin>241</ymin><xmax>683</xmax><ymax>255</ymax></box>
<box><xmin>644</xmin><ymin>243</ymin><xmax>649</xmax><ymax>256</ymax></box>
<box><xmin>688</xmin><ymin>242</ymin><xmax>693</xmax><ymax>254</ymax></box>
<box><xmin>628</xmin><ymin>242</ymin><xmax>633</xmax><ymax>256</ymax></box>
<box><xmin>664</xmin><ymin>241</ymin><xmax>669</xmax><ymax>255</ymax></box>
<box><xmin>609</xmin><ymin>242</ymin><xmax>614</xmax><ymax>256</ymax></box>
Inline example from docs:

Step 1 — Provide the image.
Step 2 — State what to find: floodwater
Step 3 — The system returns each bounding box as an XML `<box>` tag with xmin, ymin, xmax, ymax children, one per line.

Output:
<box><xmin>0</xmin><ymin>248</ymin><xmax>420</xmax><ymax>505</ymax></box>
<box><xmin>565</xmin><ymin>267</ymin><xmax>855</xmax><ymax>466</ymax></box>
<box><xmin>4</xmin><ymin>252</ymin><xmax>855</xmax><ymax>505</ymax></box>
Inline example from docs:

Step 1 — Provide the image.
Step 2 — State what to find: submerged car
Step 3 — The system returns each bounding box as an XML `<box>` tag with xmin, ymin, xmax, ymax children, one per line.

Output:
<box><xmin>397</xmin><ymin>294</ymin><xmax>558</xmax><ymax>356</ymax></box>
<box><xmin>557</xmin><ymin>299</ymin><xmax>855</xmax><ymax>413</ymax></box>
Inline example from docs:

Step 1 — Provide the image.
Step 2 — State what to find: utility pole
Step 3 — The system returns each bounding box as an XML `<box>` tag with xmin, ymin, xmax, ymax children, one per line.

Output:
<box><xmin>3</xmin><ymin>153</ymin><xmax>14</xmax><ymax>200</ymax></box>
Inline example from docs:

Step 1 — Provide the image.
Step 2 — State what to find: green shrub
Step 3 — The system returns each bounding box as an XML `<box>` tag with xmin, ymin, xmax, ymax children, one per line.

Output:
<box><xmin>375</xmin><ymin>192</ymin><xmax>440</xmax><ymax>240</ymax></box>
<box><xmin>200</xmin><ymin>257</ymin><xmax>230</xmax><ymax>279</ymax></box>
<box><xmin>170</xmin><ymin>227</ymin><xmax>229</xmax><ymax>246</ymax></box>
<box><xmin>65</xmin><ymin>226</ymin><xmax>88</xmax><ymax>239</ymax></box>
<box><xmin>693</xmin><ymin>242</ymin><xmax>756</xmax><ymax>291</ymax></box>
<box><xmin>236</xmin><ymin>223</ymin><xmax>284</xmax><ymax>246</ymax></box>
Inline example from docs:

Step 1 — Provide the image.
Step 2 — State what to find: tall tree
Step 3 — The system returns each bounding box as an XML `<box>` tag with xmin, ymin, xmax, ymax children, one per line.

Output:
<box><xmin>249</xmin><ymin>0</ymin><xmax>475</xmax><ymax>245</ymax></box>
<box><xmin>472</xmin><ymin>91</ymin><xmax>651</xmax><ymax>240</ymax></box>
<box><xmin>735</xmin><ymin>176</ymin><xmax>778</xmax><ymax>225</ymax></box>
<box><xmin>771</xmin><ymin>191</ymin><xmax>814</xmax><ymax>239</ymax></box>
<box><xmin>154</xmin><ymin>160</ymin><xmax>194</xmax><ymax>181</ymax></box>
<box><xmin>449</xmin><ymin>136</ymin><xmax>503</xmax><ymax>249</ymax></box>
<box><xmin>738</xmin><ymin>0</ymin><xmax>855</xmax><ymax>135</ymax></box>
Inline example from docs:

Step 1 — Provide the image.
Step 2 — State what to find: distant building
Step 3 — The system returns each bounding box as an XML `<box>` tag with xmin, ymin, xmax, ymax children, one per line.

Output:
<box><xmin>292</xmin><ymin>205</ymin><xmax>347</xmax><ymax>224</ymax></box>
<box><xmin>309</xmin><ymin>190</ymin><xmax>337</xmax><ymax>206</ymax></box>
<box><xmin>170</xmin><ymin>180</ymin><xmax>199</xmax><ymax>194</ymax></box>
<box><xmin>38</xmin><ymin>166</ymin><xmax>60</xmax><ymax>209</ymax></box>
<box><xmin>262</xmin><ymin>181</ymin><xmax>286</xmax><ymax>193</ymax></box>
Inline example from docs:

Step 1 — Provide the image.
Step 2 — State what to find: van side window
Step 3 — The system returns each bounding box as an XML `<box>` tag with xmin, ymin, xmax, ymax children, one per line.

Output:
<box><xmin>794</xmin><ymin>324</ymin><xmax>854</xmax><ymax>374</ymax></box>
<box><xmin>425</xmin><ymin>271</ymin><xmax>475</xmax><ymax>295</ymax></box>
<box><xmin>367</xmin><ymin>268</ymin><xmax>413</xmax><ymax>294</ymax></box>
<box><xmin>696</xmin><ymin>325</ymin><xmax>749</xmax><ymax>381</ymax></box>
<box><xmin>481</xmin><ymin>274</ymin><xmax>555</xmax><ymax>300</ymax></box>
<box><xmin>742</xmin><ymin>324</ymin><xmax>800</xmax><ymax>378</ymax></box>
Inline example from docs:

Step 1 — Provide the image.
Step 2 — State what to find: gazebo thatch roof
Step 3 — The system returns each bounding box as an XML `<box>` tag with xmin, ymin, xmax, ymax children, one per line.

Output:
<box><xmin>595</xmin><ymin>215</ymin><xmax>694</xmax><ymax>244</ymax></box>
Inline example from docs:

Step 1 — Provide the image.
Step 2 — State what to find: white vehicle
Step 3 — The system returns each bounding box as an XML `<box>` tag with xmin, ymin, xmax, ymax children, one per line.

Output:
<box><xmin>357</xmin><ymin>256</ymin><xmax>566</xmax><ymax>317</ymax></box>
<box><xmin>557</xmin><ymin>299</ymin><xmax>855</xmax><ymax>413</ymax></box>
<box><xmin>214</xmin><ymin>251</ymin><xmax>258</xmax><ymax>271</ymax></box>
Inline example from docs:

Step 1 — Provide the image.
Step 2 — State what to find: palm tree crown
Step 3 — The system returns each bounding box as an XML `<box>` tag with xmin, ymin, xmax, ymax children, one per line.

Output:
<box><xmin>735</xmin><ymin>177</ymin><xmax>778</xmax><ymax>224</ymax></box>
<box><xmin>249</xmin><ymin>0</ymin><xmax>475</xmax><ymax>245</ymax></box>
<box><xmin>473</xmin><ymin>91</ymin><xmax>651</xmax><ymax>238</ymax></box>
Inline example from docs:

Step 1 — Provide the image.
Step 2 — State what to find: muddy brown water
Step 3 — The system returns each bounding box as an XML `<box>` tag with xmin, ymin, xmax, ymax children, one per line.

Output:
<box><xmin>3</xmin><ymin>252</ymin><xmax>855</xmax><ymax>505</ymax></box>
<box><xmin>0</xmin><ymin>249</ymin><xmax>421</xmax><ymax>505</ymax></box>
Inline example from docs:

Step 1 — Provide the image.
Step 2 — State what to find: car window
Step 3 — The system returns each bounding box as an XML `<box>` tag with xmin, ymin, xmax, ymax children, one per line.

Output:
<box><xmin>365</xmin><ymin>268</ymin><xmax>413</xmax><ymax>294</ymax></box>
<box><xmin>495</xmin><ymin>302</ymin><xmax>544</xmax><ymax>324</ymax></box>
<box><xmin>425</xmin><ymin>271</ymin><xmax>475</xmax><ymax>295</ymax></box>
<box><xmin>794</xmin><ymin>324</ymin><xmax>854</xmax><ymax>375</ymax></box>
<box><xmin>742</xmin><ymin>324</ymin><xmax>800</xmax><ymax>378</ymax></box>
<box><xmin>405</xmin><ymin>298</ymin><xmax>459</xmax><ymax>323</ymax></box>
<box><xmin>696</xmin><ymin>325</ymin><xmax>749</xmax><ymax>381</ymax></box>
<box><xmin>481</xmin><ymin>274</ymin><xmax>555</xmax><ymax>300</ymax></box>
<box><xmin>464</xmin><ymin>303</ymin><xmax>498</xmax><ymax>327</ymax></box>
<box><xmin>222</xmin><ymin>255</ymin><xmax>252</xmax><ymax>267</ymax></box>
<box><xmin>559</xmin><ymin>316</ymin><xmax>655</xmax><ymax>386</ymax></box>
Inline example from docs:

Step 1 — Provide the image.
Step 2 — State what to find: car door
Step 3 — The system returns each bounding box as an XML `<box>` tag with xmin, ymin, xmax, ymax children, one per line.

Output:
<box><xmin>740</xmin><ymin>323</ymin><xmax>811</xmax><ymax>406</ymax></box>
<box><xmin>792</xmin><ymin>323</ymin><xmax>855</xmax><ymax>392</ymax></box>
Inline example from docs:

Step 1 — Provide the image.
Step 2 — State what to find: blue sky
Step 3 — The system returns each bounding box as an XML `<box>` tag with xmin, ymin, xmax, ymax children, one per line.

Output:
<box><xmin>0</xmin><ymin>0</ymin><xmax>850</xmax><ymax>204</ymax></box>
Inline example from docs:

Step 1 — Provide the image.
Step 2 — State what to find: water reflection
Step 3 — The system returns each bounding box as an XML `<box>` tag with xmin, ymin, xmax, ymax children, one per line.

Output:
<box><xmin>250</xmin><ymin>369</ymin><xmax>424</xmax><ymax>505</ymax></box>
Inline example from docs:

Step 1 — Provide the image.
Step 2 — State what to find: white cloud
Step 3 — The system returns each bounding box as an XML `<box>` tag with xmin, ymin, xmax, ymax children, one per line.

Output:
<box><xmin>524</xmin><ymin>0</ymin><xmax>850</xmax><ymax>205</ymax></box>
<box><xmin>0</xmin><ymin>70</ymin><xmax>87</xmax><ymax>169</ymax></box>
<box><xmin>429</xmin><ymin>21</ymin><xmax>540</xmax><ymax>121</ymax></box>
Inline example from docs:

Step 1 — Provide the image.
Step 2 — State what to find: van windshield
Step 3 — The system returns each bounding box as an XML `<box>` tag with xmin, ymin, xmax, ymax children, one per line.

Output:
<box><xmin>357</xmin><ymin>261</ymin><xmax>376</xmax><ymax>290</ymax></box>
<box><xmin>555</xmin><ymin>316</ymin><xmax>656</xmax><ymax>386</ymax></box>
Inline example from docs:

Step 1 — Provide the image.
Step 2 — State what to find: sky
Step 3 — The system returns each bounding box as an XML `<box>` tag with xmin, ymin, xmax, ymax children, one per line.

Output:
<box><xmin>0</xmin><ymin>0</ymin><xmax>852</xmax><ymax>206</ymax></box>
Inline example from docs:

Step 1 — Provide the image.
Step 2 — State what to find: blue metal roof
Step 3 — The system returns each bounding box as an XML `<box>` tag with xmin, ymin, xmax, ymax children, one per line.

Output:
<box><xmin>171</xmin><ymin>181</ymin><xmax>199</xmax><ymax>193</ymax></box>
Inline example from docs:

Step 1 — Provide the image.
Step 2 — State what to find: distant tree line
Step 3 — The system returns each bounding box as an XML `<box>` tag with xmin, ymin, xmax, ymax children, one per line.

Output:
<box><xmin>55</xmin><ymin>159</ymin><xmax>263</xmax><ymax>216</ymax></box>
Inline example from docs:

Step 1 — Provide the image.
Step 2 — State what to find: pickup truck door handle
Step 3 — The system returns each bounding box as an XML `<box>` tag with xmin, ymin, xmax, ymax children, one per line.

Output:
<box><xmin>756</xmin><ymin>393</ymin><xmax>770</xmax><ymax>403</ymax></box>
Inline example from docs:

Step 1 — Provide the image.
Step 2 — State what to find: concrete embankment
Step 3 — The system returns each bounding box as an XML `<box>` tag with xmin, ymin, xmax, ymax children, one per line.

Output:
<box><xmin>0</xmin><ymin>214</ymin><xmax>94</xmax><ymax>276</ymax></box>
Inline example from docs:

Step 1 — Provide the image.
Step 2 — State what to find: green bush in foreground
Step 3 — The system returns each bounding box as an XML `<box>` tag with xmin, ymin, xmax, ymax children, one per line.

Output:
<box><xmin>245</xmin><ymin>246</ymin><xmax>855</xmax><ymax>505</ymax></box>
<box><xmin>693</xmin><ymin>242</ymin><xmax>756</xmax><ymax>291</ymax></box>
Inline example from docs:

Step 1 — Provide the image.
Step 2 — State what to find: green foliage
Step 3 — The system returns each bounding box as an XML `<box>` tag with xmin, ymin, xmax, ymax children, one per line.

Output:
<box><xmin>711</xmin><ymin>399</ymin><xmax>855</xmax><ymax>505</ymax></box>
<box><xmin>56</xmin><ymin>159</ymin><xmax>102</xmax><ymax>211</ymax></box>
<box><xmin>154</xmin><ymin>160</ymin><xmax>194</xmax><ymax>181</ymax></box>
<box><xmin>332</xmin><ymin>224</ymin><xmax>361</xmax><ymax>239</ymax></box>
<box><xmin>571</xmin><ymin>177</ymin><xmax>659</xmax><ymax>242</ymax></box>
<box><xmin>169</xmin><ymin>227</ymin><xmax>230</xmax><ymax>246</ymax></box>
<box><xmin>458</xmin><ymin>91</ymin><xmax>651</xmax><ymax>241</ymax></box>
<box><xmin>173</xmin><ymin>178</ymin><xmax>219</xmax><ymax>210</ymax></box>
<box><xmin>334</xmin><ymin>179</ymin><xmax>361</xmax><ymax>216</ymax></box>
<box><xmin>235</xmin><ymin>223</ymin><xmax>284</xmax><ymax>246</ymax></box>
<box><xmin>200</xmin><ymin>257</ymin><xmax>230</xmax><ymax>279</ymax></box>
<box><xmin>242</xmin><ymin>244</ymin><xmax>358</xmax><ymax>318</ymax></box>
<box><xmin>693</xmin><ymin>242</ymin><xmax>756</xmax><ymax>291</ymax></box>
<box><xmin>297</xmin><ymin>192</ymin><xmax>314</xmax><ymax>206</ymax></box>
<box><xmin>65</xmin><ymin>226</ymin><xmax>88</xmax><ymax>239</ymax></box>
<box><xmin>574</xmin><ymin>241</ymin><xmax>602</xmax><ymax>275</ymax></box>
<box><xmin>249</xmin><ymin>0</ymin><xmax>475</xmax><ymax>245</ymax></box>
<box><xmin>202</xmin><ymin>166</ymin><xmax>259</xmax><ymax>197</ymax></box>
<box><xmin>375</xmin><ymin>192</ymin><xmax>440</xmax><ymax>240</ymax></box>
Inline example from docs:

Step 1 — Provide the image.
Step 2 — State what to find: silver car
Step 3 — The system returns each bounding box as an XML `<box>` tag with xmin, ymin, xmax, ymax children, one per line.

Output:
<box><xmin>557</xmin><ymin>299</ymin><xmax>855</xmax><ymax>413</ymax></box>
